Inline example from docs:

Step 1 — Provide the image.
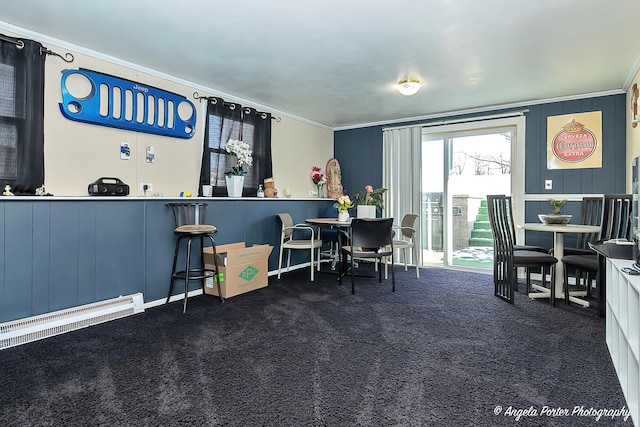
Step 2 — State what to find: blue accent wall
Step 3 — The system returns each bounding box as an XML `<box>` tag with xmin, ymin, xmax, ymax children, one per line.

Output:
<box><xmin>0</xmin><ymin>198</ymin><xmax>334</xmax><ymax>323</ymax></box>
<box><xmin>335</xmin><ymin>93</ymin><xmax>627</xmax><ymax>250</ymax></box>
<box><xmin>336</xmin><ymin>94</ymin><xmax>626</xmax><ymax>196</ymax></box>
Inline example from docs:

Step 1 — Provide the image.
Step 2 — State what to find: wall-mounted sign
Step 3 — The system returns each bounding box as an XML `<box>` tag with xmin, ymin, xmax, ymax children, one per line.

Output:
<box><xmin>59</xmin><ymin>69</ymin><xmax>196</xmax><ymax>139</ymax></box>
<box><xmin>547</xmin><ymin>111</ymin><xmax>602</xmax><ymax>169</ymax></box>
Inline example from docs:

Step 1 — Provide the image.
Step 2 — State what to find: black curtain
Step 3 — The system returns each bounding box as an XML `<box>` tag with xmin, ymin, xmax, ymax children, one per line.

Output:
<box><xmin>199</xmin><ymin>97</ymin><xmax>272</xmax><ymax>197</ymax></box>
<box><xmin>0</xmin><ymin>35</ymin><xmax>45</xmax><ymax>194</ymax></box>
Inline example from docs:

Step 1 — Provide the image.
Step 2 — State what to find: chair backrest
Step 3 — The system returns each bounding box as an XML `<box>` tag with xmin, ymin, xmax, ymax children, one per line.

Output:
<box><xmin>350</xmin><ymin>218</ymin><xmax>394</xmax><ymax>249</ymax></box>
<box><xmin>276</xmin><ymin>213</ymin><xmax>294</xmax><ymax>239</ymax></box>
<box><xmin>486</xmin><ymin>195</ymin><xmax>515</xmax><ymax>254</ymax></box>
<box><xmin>600</xmin><ymin>194</ymin><xmax>633</xmax><ymax>241</ymax></box>
<box><xmin>167</xmin><ymin>203</ymin><xmax>208</xmax><ymax>227</ymax></box>
<box><xmin>576</xmin><ymin>196</ymin><xmax>603</xmax><ymax>249</ymax></box>
<box><xmin>400</xmin><ymin>214</ymin><xmax>419</xmax><ymax>239</ymax></box>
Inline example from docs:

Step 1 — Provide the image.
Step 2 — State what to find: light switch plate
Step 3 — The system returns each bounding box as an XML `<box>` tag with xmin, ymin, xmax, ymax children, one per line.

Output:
<box><xmin>545</xmin><ymin>179</ymin><xmax>552</xmax><ymax>190</ymax></box>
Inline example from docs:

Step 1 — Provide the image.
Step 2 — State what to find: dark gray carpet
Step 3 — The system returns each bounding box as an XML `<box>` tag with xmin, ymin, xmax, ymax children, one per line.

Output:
<box><xmin>0</xmin><ymin>267</ymin><xmax>632</xmax><ymax>426</ymax></box>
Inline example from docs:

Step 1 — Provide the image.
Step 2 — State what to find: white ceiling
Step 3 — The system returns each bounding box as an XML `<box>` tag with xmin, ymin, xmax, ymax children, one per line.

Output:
<box><xmin>0</xmin><ymin>0</ymin><xmax>639</xmax><ymax>129</ymax></box>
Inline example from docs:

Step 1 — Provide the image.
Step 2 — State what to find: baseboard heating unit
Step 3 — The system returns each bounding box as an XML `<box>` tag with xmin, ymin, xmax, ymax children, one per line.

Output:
<box><xmin>0</xmin><ymin>293</ymin><xmax>145</xmax><ymax>350</ymax></box>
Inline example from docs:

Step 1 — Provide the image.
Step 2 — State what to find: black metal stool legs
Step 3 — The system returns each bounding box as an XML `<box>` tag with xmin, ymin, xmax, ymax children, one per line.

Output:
<box><xmin>166</xmin><ymin>235</ymin><xmax>185</xmax><ymax>305</ymax></box>
<box><xmin>167</xmin><ymin>234</ymin><xmax>223</xmax><ymax>313</ymax></box>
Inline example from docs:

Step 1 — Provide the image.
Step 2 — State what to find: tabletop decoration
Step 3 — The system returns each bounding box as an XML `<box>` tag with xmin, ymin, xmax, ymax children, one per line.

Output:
<box><xmin>310</xmin><ymin>166</ymin><xmax>327</xmax><ymax>198</ymax></box>
<box><xmin>334</xmin><ymin>195</ymin><xmax>354</xmax><ymax>221</ymax></box>
<box><xmin>225</xmin><ymin>139</ymin><xmax>253</xmax><ymax>197</ymax></box>
<box><xmin>538</xmin><ymin>198</ymin><xmax>572</xmax><ymax>225</ymax></box>
<box><xmin>354</xmin><ymin>185</ymin><xmax>387</xmax><ymax>213</ymax></box>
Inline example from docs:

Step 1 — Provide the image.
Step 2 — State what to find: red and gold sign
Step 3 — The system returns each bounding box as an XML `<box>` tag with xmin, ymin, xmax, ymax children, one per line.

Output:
<box><xmin>547</xmin><ymin>111</ymin><xmax>602</xmax><ymax>169</ymax></box>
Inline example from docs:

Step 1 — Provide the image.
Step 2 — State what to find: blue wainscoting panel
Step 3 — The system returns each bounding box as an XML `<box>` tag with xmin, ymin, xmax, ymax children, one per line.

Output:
<box><xmin>3</xmin><ymin>202</ymin><xmax>34</xmax><ymax>321</ymax></box>
<box><xmin>77</xmin><ymin>202</ymin><xmax>98</xmax><ymax>305</ymax></box>
<box><xmin>49</xmin><ymin>202</ymin><xmax>82</xmax><ymax>312</ymax></box>
<box><xmin>0</xmin><ymin>198</ymin><xmax>335</xmax><ymax>323</ymax></box>
<box><xmin>32</xmin><ymin>202</ymin><xmax>52</xmax><ymax>316</ymax></box>
<box><xmin>94</xmin><ymin>202</ymin><xmax>145</xmax><ymax>300</ymax></box>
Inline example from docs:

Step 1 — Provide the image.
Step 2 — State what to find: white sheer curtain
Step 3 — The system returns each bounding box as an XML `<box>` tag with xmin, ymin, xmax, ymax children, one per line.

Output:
<box><xmin>383</xmin><ymin>126</ymin><xmax>422</xmax><ymax>264</ymax></box>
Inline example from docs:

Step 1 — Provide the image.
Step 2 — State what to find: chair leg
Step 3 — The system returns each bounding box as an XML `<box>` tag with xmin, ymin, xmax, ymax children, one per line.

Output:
<box><xmin>563</xmin><ymin>265</ymin><xmax>571</xmax><ymax>305</ymax></box>
<box><xmin>277</xmin><ymin>246</ymin><xmax>284</xmax><ymax>279</ymax></box>
<box><xmin>350</xmin><ymin>252</ymin><xmax>355</xmax><ymax>294</ymax></box>
<box><xmin>205</xmin><ymin>235</ymin><xmax>223</xmax><ymax>303</ymax></box>
<box><xmin>183</xmin><ymin>237</ymin><xmax>193</xmax><ymax>313</ymax></box>
<box><xmin>310</xmin><ymin>246</ymin><xmax>315</xmax><ymax>282</ymax></box>
<box><xmin>413</xmin><ymin>243</ymin><xmax>420</xmax><ymax>278</ymax></box>
<box><xmin>391</xmin><ymin>252</ymin><xmax>395</xmax><ymax>292</ymax></box>
<box><xmin>403</xmin><ymin>248</ymin><xmax>408</xmax><ymax>271</ymax></box>
<box><xmin>166</xmin><ymin>235</ymin><xmax>182</xmax><ymax>304</ymax></box>
<box><xmin>550</xmin><ymin>264</ymin><xmax>556</xmax><ymax>306</ymax></box>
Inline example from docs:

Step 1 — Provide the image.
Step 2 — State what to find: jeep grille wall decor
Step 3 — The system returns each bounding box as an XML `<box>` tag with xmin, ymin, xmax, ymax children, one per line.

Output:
<box><xmin>59</xmin><ymin>69</ymin><xmax>196</xmax><ymax>139</ymax></box>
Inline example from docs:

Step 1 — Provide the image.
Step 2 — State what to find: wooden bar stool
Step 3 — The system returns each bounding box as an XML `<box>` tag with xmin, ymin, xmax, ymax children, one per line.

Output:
<box><xmin>166</xmin><ymin>203</ymin><xmax>222</xmax><ymax>312</ymax></box>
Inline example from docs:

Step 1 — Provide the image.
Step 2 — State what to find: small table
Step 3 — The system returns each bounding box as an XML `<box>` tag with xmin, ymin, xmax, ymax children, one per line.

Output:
<box><xmin>305</xmin><ymin>217</ymin><xmax>352</xmax><ymax>227</ymax></box>
<box><xmin>306</xmin><ymin>217</ymin><xmax>352</xmax><ymax>270</ymax></box>
<box><xmin>517</xmin><ymin>223</ymin><xmax>601</xmax><ymax>306</ymax></box>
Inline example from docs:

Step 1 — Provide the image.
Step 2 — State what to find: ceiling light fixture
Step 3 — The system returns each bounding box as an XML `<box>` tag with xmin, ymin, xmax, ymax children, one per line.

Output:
<box><xmin>397</xmin><ymin>78</ymin><xmax>422</xmax><ymax>96</ymax></box>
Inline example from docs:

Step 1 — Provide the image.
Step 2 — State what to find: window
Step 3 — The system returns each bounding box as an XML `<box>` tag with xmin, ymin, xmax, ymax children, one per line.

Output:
<box><xmin>0</xmin><ymin>35</ymin><xmax>45</xmax><ymax>194</ymax></box>
<box><xmin>199</xmin><ymin>97</ymin><xmax>272</xmax><ymax>196</ymax></box>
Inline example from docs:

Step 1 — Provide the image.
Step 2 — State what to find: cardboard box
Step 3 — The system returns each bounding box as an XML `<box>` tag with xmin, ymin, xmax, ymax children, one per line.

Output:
<box><xmin>203</xmin><ymin>242</ymin><xmax>273</xmax><ymax>298</ymax></box>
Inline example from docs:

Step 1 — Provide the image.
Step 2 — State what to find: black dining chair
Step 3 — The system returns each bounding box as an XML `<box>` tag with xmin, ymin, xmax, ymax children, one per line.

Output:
<box><xmin>487</xmin><ymin>195</ymin><xmax>558</xmax><ymax>304</ymax></box>
<box><xmin>338</xmin><ymin>218</ymin><xmax>395</xmax><ymax>295</ymax></box>
<box><xmin>561</xmin><ymin>194</ymin><xmax>632</xmax><ymax>305</ymax></box>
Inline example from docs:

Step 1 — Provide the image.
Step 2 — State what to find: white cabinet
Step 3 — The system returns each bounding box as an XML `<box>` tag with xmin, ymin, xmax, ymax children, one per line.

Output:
<box><xmin>607</xmin><ymin>259</ymin><xmax>640</xmax><ymax>425</ymax></box>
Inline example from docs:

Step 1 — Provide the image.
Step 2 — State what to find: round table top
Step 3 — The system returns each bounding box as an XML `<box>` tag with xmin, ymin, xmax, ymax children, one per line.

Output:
<box><xmin>305</xmin><ymin>217</ymin><xmax>352</xmax><ymax>226</ymax></box>
<box><xmin>518</xmin><ymin>223</ymin><xmax>601</xmax><ymax>233</ymax></box>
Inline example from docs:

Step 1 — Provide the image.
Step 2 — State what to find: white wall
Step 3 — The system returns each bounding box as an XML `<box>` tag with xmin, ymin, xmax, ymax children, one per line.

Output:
<box><xmin>4</xmin><ymin>27</ymin><xmax>334</xmax><ymax>197</ymax></box>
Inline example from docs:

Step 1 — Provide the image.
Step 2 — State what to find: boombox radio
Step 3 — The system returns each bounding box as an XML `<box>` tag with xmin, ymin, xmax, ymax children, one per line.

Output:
<box><xmin>88</xmin><ymin>177</ymin><xmax>130</xmax><ymax>196</ymax></box>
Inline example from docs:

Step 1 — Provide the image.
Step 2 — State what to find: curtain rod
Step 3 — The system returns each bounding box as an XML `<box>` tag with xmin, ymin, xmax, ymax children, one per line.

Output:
<box><xmin>192</xmin><ymin>92</ymin><xmax>281</xmax><ymax>122</ymax></box>
<box><xmin>381</xmin><ymin>109</ymin><xmax>529</xmax><ymax>132</ymax></box>
<box><xmin>0</xmin><ymin>33</ymin><xmax>74</xmax><ymax>62</ymax></box>
<box><xmin>0</xmin><ymin>34</ymin><xmax>23</xmax><ymax>49</ymax></box>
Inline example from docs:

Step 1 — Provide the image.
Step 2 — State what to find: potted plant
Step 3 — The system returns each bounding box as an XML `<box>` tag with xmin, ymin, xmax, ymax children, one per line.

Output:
<box><xmin>225</xmin><ymin>139</ymin><xmax>253</xmax><ymax>197</ymax></box>
<box><xmin>353</xmin><ymin>185</ymin><xmax>387</xmax><ymax>218</ymax></box>
<box><xmin>334</xmin><ymin>195</ymin><xmax>354</xmax><ymax>222</ymax></box>
<box><xmin>539</xmin><ymin>198</ymin><xmax>572</xmax><ymax>225</ymax></box>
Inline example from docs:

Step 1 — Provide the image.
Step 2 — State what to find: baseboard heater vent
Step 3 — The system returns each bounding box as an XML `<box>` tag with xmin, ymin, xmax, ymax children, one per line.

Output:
<box><xmin>0</xmin><ymin>293</ymin><xmax>144</xmax><ymax>350</ymax></box>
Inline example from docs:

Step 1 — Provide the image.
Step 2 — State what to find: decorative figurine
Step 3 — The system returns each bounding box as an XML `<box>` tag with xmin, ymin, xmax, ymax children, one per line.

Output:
<box><xmin>326</xmin><ymin>158</ymin><xmax>344</xmax><ymax>198</ymax></box>
<box><xmin>3</xmin><ymin>185</ymin><xmax>14</xmax><ymax>196</ymax></box>
<box><xmin>264</xmin><ymin>178</ymin><xmax>278</xmax><ymax>198</ymax></box>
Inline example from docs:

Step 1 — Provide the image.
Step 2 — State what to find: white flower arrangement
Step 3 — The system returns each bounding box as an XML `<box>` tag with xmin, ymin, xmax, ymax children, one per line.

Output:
<box><xmin>225</xmin><ymin>139</ymin><xmax>253</xmax><ymax>176</ymax></box>
<box><xmin>334</xmin><ymin>195</ymin><xmax>354</xmax><ymax>212</ymax></box>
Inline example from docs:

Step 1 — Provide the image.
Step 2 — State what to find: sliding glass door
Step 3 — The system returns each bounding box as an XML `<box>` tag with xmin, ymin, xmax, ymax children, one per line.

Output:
<box><xmin>421</xmin><ymin>125</ymin><xmax>515</xmax><ymax>270</ymax></box>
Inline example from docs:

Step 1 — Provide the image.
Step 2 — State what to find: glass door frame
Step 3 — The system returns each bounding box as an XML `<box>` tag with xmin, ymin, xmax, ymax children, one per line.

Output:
<box><xmin>421</xmin><ymin>115</ymin><xmax>526</xmax><ymax>269</ymax></box>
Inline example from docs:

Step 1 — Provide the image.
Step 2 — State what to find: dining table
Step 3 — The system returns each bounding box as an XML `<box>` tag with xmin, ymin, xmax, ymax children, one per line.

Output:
<box><xmin>517</xmin><ymin>222</ymin><xmax>601</xmax><ymax>306</ymax></box>
<box><xmin>305</xmin><ymin>217</ymin><xmax>352</xmax><ymax>271</ymax></box>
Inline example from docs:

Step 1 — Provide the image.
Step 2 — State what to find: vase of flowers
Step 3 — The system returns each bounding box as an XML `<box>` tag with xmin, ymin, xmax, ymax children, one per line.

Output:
<box><xmin>354</xmin><ymin>185</ymin><xmax>387</xmax><ymax>218</ymax></box>
<box><xmin>310</xmin><ymin>166</ymin><xmax>327</xmax><ymax>198</ymax></box>
<box><xmin>225</xmin><ymin>139</ymin><xmax>253</xmax><ymax>197</ymax></box>
<box><xmin>334</xmin><ymin>195</ymin><xmax>354</xmax><ymax>221</ymax></box>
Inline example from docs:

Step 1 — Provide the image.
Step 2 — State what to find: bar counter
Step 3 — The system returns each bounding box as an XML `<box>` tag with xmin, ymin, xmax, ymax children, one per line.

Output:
<box><xmin>0</xmin><ymin>196</ymin><xmax>335</xmax><ymax>323</ymax></box>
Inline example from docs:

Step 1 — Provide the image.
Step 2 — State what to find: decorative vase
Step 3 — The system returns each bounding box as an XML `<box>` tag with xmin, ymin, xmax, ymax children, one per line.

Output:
<box><xmin>225</xmin><ymin>175</ymin><xmax>244</xmax><ymax>197</ymax></box>
<box><xmin>338</xmin><ymin>210</ymin><xmax>350</xmax><ymax>222</ymax></box>
<box><xmin>317</xmin><ymin>183</ymin><xmax>324</xmax><ymax>198</ymax></box>
<box><xmin>538</xmin><ymin>213</ymin><xmax>572</xmax><ymax>225</ymax></box>
<box><xmin>357</xmin><ymin>205</ymin><xmax>376</xmax><ymax>219</ymax></box>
